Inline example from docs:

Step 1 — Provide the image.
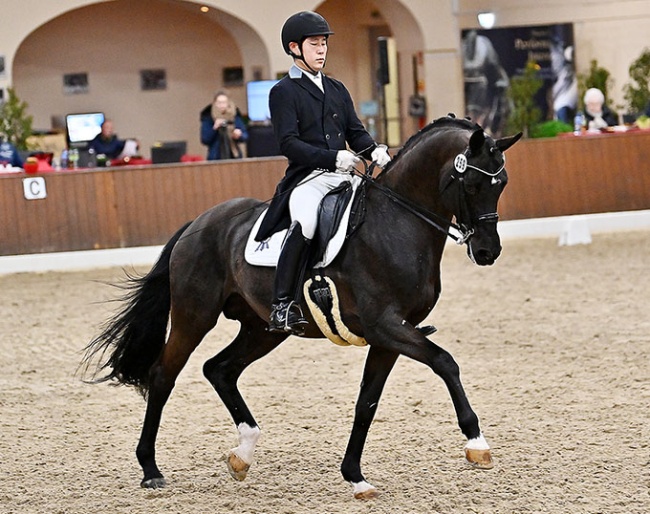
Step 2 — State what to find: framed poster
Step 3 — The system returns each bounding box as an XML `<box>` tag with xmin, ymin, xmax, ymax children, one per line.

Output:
<box><xmin>461</xmin><ymin>23</ymin><xmax>577</xmax><ymax>136</ymax></box>
<box><xmin>223</xmin><ymin>67</ymin><xmax>244</xmax><ymax>87</ymax></box>
<box><xmin>63</xmin><ymin>72</ymin><xmax>89</xmax><ymax>94</ymax></box>
<box><xmin>140</xmin><ymin>69</ymin><xmax>167</xmax><ymax>91</ymax></box>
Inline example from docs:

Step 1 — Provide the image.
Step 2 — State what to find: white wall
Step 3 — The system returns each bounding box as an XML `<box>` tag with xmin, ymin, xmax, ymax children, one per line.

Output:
<box><xmin>11</xmin><ymin>0</ymin><xmax>268</xmax><ymax>158</ymax></box>
<box><xmin>1</xmin><ymin>0</ymin><xmax>649</xmax><ymax>158</ymax></box>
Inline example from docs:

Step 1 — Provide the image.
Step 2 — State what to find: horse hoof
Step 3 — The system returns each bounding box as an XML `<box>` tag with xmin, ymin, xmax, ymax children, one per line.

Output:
<box><xmin>352</xmin><ymin>481</ymin><xmax>380</xmax><ymax>499</ymax></box>
<box><xmin>464</xmin><ymin>448</ymin><xmax>494</xmax><ymax>469</ymax></box>
<box><xmin>226</xmin><ymin>451</ymin><xmax>250</xmax><ymax>481</ymax></box>
<box><xmin>141</xmin><ymin>476</ymin><xmax>166</xmax><ymax>489</ymax></box>
<box><xmin>354</xmin><ymin>488</ymin><xmax>380</xmax><ymax>500</ymax></box>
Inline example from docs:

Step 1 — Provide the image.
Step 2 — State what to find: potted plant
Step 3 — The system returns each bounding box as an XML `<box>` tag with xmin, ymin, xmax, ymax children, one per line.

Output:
<box><xmin>505</xmin><ymin>60</ymin><xmax>543</xmax><ymax>138</ymax></box>
<box><xmin>577</xmin><ymin>59</ymin><xmax>614</xmax><ymax>109</ymax></box>
<box><xmin>622</xmin><ymin>48</ymin><xmax>650</xmax><ymax>121</ymax></box>
<box><xmin>530</xmin><ymin>119</ymin><xmax>573</xmax><ymax>138</ymax></box>
<box><xmin>0</xmin><ymin>87</ymin><xmax>34</xmax><ymax>151</ymax></box>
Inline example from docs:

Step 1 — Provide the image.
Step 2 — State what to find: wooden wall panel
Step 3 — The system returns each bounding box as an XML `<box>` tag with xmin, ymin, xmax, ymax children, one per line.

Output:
<box><xmin>1</xmin><ymin>133</ymin><xmax>648</xmax><ymax>257</ymax></box>
<box><xmin>499</xmin><ymin>130</ymin><xmax>650</xmax><ymax>220</ymax></box>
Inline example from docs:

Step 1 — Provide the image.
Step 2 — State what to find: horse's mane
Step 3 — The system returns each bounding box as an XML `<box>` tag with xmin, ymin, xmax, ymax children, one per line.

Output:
<box><xmin>380</xmin><ymin>115</ymin><xmax>480</xmax><ymax>174</ymax></box>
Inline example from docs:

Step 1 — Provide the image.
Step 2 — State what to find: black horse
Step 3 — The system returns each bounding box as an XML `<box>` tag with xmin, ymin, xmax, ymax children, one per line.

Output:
<box><xmin>82</xmin><ymin>116</ymin><xmax>521</xmax><ymax>499</ymax></box>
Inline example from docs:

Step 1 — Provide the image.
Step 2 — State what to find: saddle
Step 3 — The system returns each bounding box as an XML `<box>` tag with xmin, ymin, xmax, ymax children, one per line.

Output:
<box><xmin>244</xmin><ymin>174</ymin><xmax>365</xmax><ymax>268</ymax></box>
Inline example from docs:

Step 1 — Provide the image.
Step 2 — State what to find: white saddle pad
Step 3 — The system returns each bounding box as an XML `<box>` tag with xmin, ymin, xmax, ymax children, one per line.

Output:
<box><xmin>244</xmin><ymin>175</ymin><xmax>362</xmax><ymax>268</ymax></box>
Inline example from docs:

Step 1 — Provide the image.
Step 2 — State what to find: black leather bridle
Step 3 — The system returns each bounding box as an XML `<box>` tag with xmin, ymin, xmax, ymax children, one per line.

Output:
<box><xmin>356</xmin><ymin>149</ymin><xmax>506</xmax><ymax>245</ymax></box>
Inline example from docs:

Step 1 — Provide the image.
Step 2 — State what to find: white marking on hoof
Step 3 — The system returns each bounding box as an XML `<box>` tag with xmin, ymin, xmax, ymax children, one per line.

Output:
<box><xmin>466</xmin><ymin>433</ymin><xmax>490</xmax><ymax>450</ymax></box>
<box><xmin>141</xmin><ymin>476</ymin><xmax>166</xmax><ymax>489</ymax></box>
<box><xmin>464</xmin><ymin>433</ymin><xmax>494</xmax><ymax>469</ymax></box>
<box><xmin>225</xmin><ymin>423</ymin><xmax>260</xmax><ymax>481</ymax></box>
<box><xmin>352</xmin><ymin>480</ymin><xmax>380</xmax><ymax>499</ymax></box>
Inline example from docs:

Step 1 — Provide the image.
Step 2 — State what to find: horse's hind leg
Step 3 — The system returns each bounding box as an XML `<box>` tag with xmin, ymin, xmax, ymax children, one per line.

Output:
<box><xmin>341</xmin><ymin>346</ymin><xmax>399</xmax><ymax>499</ymax></box>
<box><xmin>137</xmin><ymin>320</ymin><xmax>214</xmax><ymax>488</ymax></box>
<box><xmin>203</xmin><ymin>299</ymin><xmax>288</xmax><ymax>481</ymax></box>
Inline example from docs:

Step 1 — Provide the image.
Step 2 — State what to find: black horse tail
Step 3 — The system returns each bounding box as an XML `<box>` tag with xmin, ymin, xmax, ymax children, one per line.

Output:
<box><xmin>80</xmin><ymin>221</ymin><xmax>192</xmax><ymax>397</ymax></box>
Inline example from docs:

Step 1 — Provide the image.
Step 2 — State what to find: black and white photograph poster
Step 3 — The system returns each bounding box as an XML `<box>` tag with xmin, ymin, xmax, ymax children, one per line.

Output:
<box><xmin>461</xmin><ymin>23</ymin><xmax>577</xmax><ymax>137</ymax></box>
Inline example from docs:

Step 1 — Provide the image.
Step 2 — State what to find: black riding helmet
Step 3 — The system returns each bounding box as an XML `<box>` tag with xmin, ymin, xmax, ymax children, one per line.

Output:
<box><xmin>281</xmin><ymin>11</ymin><xmax>334</xmax><ymax>63</ymax></box>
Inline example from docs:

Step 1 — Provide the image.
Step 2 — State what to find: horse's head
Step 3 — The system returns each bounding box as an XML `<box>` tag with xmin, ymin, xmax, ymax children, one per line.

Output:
<box><xmin>440</xmin><ymin>127</ymin><xmax>522</xmax><ymax>265</ymax></box>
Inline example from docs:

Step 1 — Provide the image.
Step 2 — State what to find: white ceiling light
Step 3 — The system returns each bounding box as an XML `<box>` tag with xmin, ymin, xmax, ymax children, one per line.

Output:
<box><xmin>477</xmin><ymin>12</ymin><xmax>496</xmax><ymax>29</ymax></box>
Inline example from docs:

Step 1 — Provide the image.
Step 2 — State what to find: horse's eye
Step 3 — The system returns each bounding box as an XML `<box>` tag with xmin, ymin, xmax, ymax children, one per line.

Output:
<box><xmin>464</xmin><ymin>184</ymin><xmax>478</xmax><ymax>195</ymax></box>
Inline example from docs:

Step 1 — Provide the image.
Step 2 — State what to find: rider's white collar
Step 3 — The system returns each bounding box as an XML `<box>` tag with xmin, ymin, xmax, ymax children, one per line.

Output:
<box><xmin>290</xmin><ymin>64</ymin><xmax>323</xmax><ymax>92</ymax></box>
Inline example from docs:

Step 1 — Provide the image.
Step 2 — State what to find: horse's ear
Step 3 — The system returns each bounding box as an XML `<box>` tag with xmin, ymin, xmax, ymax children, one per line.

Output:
<box><xmin>468</xmin><ymin>129</ymin><xmax>485</xmax><ymax>155</ymax></box>
<box><xmin>495</xmin><ymin>132</ymin><xmax>523</xmax><ymax>152</ymax></box>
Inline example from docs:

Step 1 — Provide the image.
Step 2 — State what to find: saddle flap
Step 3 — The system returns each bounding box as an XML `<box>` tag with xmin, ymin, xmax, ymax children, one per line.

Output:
<box><xmin>312</xmin><ymin>180</ymin><xmax>354</xmax><ymax>265</ymax></box>
<box><xmin>244</xmin><ymin>174</ymin><xmax>363</xmax><ymax>268</ymax></box>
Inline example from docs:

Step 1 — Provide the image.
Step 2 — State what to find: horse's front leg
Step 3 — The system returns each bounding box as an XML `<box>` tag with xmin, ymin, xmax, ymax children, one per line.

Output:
<box><xmin>369</xmin><ymin>318</ymin><xmax>493</xmax><ymax>470</ymax></box>
<box><xmin>203</xmin><ymin>312</ymin><xmax>288</xmax><ymax>482</ymax></box>
<box><xmin>341</xmin><ymin>345</ymin><xmax>399</xmax><ymax>499</ymax></box>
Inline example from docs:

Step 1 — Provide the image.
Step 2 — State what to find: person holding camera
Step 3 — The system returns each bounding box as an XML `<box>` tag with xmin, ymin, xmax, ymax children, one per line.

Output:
<box><xmin>200</xmin><ymin>90</ymin><xmax>248</xmax><ymax>160</ymax></box>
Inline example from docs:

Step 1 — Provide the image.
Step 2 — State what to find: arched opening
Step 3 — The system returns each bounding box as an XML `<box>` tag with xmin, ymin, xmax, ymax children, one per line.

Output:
<box><xmin>314</xmin><ymin>0</ymin><xmax>425</xmax><ymax>146</ymax></box>
<box><xmin>12</xmin><ymin>0</ymin><xmax>268</xmax><ymax>157</ymax></box>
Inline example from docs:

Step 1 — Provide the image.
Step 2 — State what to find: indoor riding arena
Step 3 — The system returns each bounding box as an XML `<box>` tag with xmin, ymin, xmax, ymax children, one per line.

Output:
<box><xmin>2</xmin><ymin>1</ymin><xmax>650</xmax><ymax>513</ymax></box>
<box><xmin>1</xmin><ymin>228</ymin><xmax>648</xmax><ymax>513</ymax></box>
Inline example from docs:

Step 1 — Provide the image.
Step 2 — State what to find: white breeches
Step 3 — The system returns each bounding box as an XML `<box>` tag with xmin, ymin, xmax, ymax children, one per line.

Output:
<box><xmin>289</xmin><ymin>170</ymin><xmax>350</xmax><ymax>240</ymax></box>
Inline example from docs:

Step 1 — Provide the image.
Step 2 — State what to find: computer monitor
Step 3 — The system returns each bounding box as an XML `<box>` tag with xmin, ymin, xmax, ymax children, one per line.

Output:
<box><xmin>66</xmin><ymin>112</ymin><xmax>105</xmax><ymax>148</ymax></box>
<box><xmin>246</xmin><ymin>80</ymin><xmax>279</xmax><ymax>122</ymax></box>
<box><xmin>151</xmin><ymin>141</ymin><xmax>187</xmax><ymax>164</ymax></box>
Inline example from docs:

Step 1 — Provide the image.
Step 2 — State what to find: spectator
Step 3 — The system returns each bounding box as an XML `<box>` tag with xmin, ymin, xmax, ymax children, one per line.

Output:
<box><xmin>0</xmin><ymin>138</ymin><xmax>24</xmax><ymax>168</ymax></box>
<box><xmin>200</xmin><ymin>91</ymin><xmax>248</xmax><ymax>160</ymax></box>
<box><xmin>88</xmin><ymin>119</ymin><xmax>127</xmax><ymax>158</ymax></box>
<box><xmin>583</xmin><ymin>88</ymin><xmax>618</xmax><ymax>129</ymax></box>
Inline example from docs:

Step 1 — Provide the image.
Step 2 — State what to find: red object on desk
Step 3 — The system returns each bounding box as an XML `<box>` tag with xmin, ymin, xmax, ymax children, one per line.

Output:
<box><xmin>181</xmin><ymin>154</ymin><xmax>204</xmax><ymax>162</ymax></box>
<box><xmin>23</xmin><ymin>161</ymin><xmax>39</xmax><ymax>174</ymax></box>
<box><xmin>22</xmin><ymin>156</ymin><xmax>52</xmax><ymax>174</ymax></box>
<box><xmin>108</xmin><ymin>157</ymin><xmax>153</xmax><ymax>166</ymax></box>
<box><xmin>37</xmin><ymin>159</ymin><xmax>53</xmax><ymax>172</ymax></box>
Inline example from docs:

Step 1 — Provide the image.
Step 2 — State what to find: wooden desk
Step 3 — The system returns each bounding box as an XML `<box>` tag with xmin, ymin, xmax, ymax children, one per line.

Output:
<box><xmin>0</xmin><ymin>159</ymin><xmax>284</xmax><ymax>256</ymax></box>
<box><xmin>501</xmin><ymin>129</ymin><xmax>650</xmax><ymax>219</ymax></box>
<box><xmin>1</xmin><ymin>130</ymin><xmax>649</xmax><ymax>256</ymax></box>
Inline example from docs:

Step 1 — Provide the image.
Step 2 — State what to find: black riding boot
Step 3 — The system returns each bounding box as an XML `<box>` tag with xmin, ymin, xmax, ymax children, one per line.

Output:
<box><xmin>269</xmin><ymin>221</ymin><xmax>311</xmax><ymax>335</ymax></box>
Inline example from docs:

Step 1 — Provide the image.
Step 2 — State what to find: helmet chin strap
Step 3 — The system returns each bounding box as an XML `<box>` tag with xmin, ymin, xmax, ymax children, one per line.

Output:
<box><xmin>291</xmin><ymin>41</ymin><xmax>324</xmax><ymax>76</ymax></box>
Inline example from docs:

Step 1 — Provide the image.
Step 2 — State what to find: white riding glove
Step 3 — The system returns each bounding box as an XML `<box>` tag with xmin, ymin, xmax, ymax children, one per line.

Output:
<box><xmin>335</xmin><ymin>150</ymin><xmax>360</xmax><ymax>173</ymax></box>
<box><xmin>371</xmin><ymin>144</ymin><xmax>391</xmax><ymax>168</ymax></box>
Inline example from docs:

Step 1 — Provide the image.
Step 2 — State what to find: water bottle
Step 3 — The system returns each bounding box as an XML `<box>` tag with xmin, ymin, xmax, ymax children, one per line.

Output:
<box><xmin>60</xmin><ymin>149</ymin><xmax>68</xmax><ymax>169</ymax></box>
<box><xmin>70</xmin><ymin>148</ymin><xmax>79</xmax><ymax>169</ymax></box>
<box><xmin>573</xmin><ymin>111</ymin><xmax>585</xmax><ymax>135</ymax></box>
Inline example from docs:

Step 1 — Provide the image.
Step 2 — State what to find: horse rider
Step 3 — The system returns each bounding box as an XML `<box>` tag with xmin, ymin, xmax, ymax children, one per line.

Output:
<box><xmin>255</xmin><ymin>10</ymin><xmax>391</xmax><ymax>335</ymax></box>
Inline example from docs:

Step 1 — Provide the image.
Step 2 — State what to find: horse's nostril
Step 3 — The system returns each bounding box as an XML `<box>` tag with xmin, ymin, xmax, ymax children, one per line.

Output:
<box><xmin>476</xmin><ymin>249</ymin><xmax>491</xmax><ymax>261</ymax></box>
<box><xmin>474</xmin><ymin>247</ymin><xmax>500</xmax><ymax>265</ymax></box>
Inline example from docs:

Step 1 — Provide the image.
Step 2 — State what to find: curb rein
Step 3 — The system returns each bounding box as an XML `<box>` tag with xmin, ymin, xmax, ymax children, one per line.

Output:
<box><xmin>354</xmin><ymin>148</ymin><xmax>505</xmax><ymax>246</ymax></box>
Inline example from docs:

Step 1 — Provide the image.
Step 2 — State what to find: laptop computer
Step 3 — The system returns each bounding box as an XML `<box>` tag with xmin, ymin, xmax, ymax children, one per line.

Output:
<box><xmin>151</xmin><ymin>141</ymin><xmax>187</xmax><ymax>164</ymax></box>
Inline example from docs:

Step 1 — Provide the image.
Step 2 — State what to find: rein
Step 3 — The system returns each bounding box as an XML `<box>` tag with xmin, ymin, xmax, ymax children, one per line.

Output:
<box><xmin>354</xmin><ymin>139</ymin><xmax>506</xmax><ymax>245</ymax></box>
<box><xmin>354</xmin><ymin>165</ymin><xmax>472</xmax><ymax>244</ymax></box>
